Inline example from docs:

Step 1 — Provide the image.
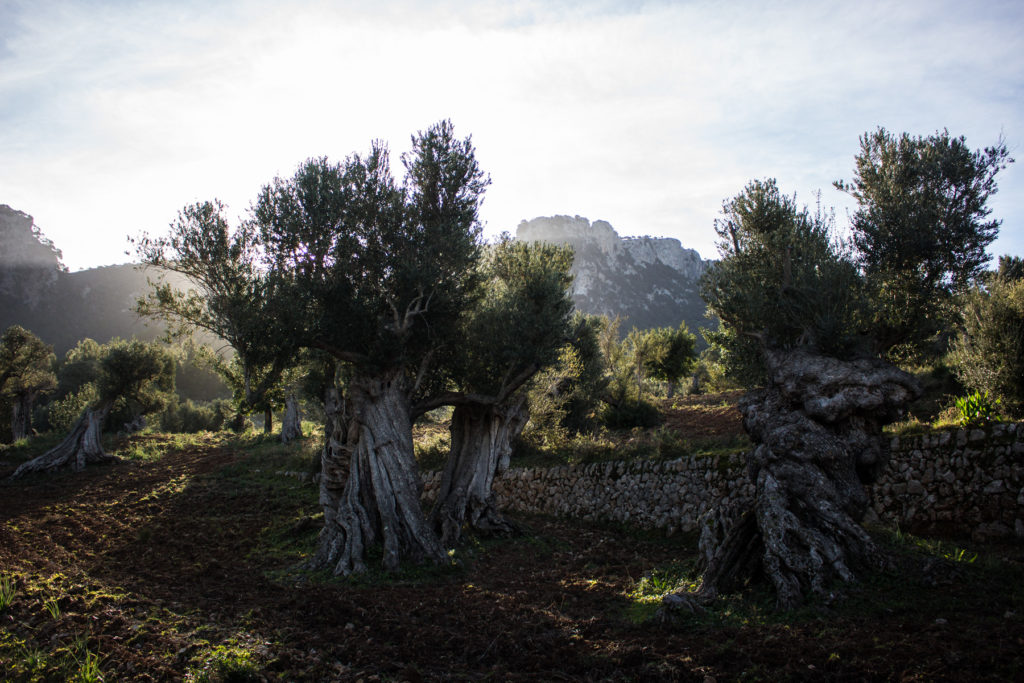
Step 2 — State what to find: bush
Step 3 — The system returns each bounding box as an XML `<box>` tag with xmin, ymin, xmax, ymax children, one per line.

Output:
<box><xmin>954</xmin><ymin>390</ymin><xmax>1004</xmax><ymax>427</ymax></box>
<box><xmin>951</xmin><ymin>274</ymin><xmax>1024</xmax><ymax>417</ymax></box>
<box><xmin>601</xmin><ymin>398</ymin><xmax>663</xmax><ymax>429</ymax></box>
<box><xmin>159</xmin><ymin>399</ymin><xmax>234</xmax><ymax>433</ymax></box>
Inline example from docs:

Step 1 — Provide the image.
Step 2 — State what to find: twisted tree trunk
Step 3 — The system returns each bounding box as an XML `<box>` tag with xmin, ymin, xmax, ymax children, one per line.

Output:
<box><xmin>662</xmin><ymin>350</ymin><xmax>921</xmax><ymax>613</ymax></box>
<box><xmin>281</xmin><ymin>393</ymin><xmax>303</xmax><ymax>444</ymax></box>
<box><xmin>9</xmin><ymin>403</ymin><xmax>114</xmax><ymax>479</ymax></box>
<box><xmin>432</xmin><ymin>394</ymin><xmax>528</xmax><ymax>547</ymax></box>
<box><xmin>311</xmin><ymin>369</ymin><xmax>445</xmax><ymax>576</ymax></box>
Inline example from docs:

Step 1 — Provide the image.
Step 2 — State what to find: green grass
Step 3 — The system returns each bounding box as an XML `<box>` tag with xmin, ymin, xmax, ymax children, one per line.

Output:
<box><xmin>185</xmin><ymin>640</ymin><xmax>263</xmax><ymax>683</ymax></box>
<box><xmin>628</xmin><ymin>525</ymin><xmax>1024</xmax><ymax>630</ymax></box>
<box><xmin>512</xmin><ymin>426</ymin><xmax>749</xmax><ymax>469</ymax></box>
<box><xmin>0</xmin><ymin>574</ymin><xmax>16</xmax><ymax>611</ymax></box>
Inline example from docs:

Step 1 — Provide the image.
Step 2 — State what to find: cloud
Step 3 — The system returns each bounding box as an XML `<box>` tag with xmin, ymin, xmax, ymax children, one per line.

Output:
<box><xmin>1</xmin><ymin>0</ymin><xmax>1022</xmax><ymax>270</ymax></box>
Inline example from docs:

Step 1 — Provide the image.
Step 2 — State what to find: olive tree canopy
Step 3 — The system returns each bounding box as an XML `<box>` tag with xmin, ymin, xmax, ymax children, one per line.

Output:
<box><xmin>835</xmin><ymin>128</ymin><xmax>1012</xmax><ymax>359</ymax></box>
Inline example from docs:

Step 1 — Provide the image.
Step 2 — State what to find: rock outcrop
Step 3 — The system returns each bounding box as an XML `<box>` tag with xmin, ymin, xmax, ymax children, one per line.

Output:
<box><xmin>516</xmin><ymin>215</ymin><xmax>711</xmax><ymax>335</ymax></box>
<box><xmin>0</xmin><ymin>205</ymin><xmax>64</xmax><ymax>310</ymax></box>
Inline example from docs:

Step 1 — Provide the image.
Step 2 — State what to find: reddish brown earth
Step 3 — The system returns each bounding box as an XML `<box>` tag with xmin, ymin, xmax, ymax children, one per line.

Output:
<box><xmin>661</xmin><ymin>392</ymin><xmax>746</xmax><ymax>439</ymax></box>
<box><xmin>1</xmin><ymin>421</ymin><xmax>1022</xmax><ymax>681</ymax></box>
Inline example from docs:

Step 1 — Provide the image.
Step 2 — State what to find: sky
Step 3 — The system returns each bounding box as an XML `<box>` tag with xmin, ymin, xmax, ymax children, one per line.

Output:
<box><xmin>1</xmin><ymin>0</ymin><xmax>1022</xmax><ymax>272</ymax></box>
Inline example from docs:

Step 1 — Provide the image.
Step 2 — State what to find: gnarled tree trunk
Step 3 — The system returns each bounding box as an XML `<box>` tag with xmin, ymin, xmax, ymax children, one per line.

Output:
<box><xmin>662</xmin><ymin>350</ymin><xmax>921</xmax><ymax>613</ymax></box>
<box><xmin>9</xmin><ymin>403</ymin><xmax>114</xmax><ymax>479</ymax></box>
<box><xmin>281</xmin><ymin>393</ymin><xmax>303</xmax><ymax>444</ymax></box>
<box><xmin>311</xmin><ymin>369</ymin><xmax>445</xmax><ymax>576</ymax></box>
<box><xmin>432</xmin><ymin>394</ymin><xmax>528</xmax><ymax>547</ymax></box>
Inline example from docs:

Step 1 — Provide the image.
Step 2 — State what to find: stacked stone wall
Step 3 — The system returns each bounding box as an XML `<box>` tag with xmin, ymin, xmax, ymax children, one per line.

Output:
<box><xmin>873</xmin><ymin>422</ymin><xmax>1023</xmax><ymax>539</ymax></box>
<box><xmin>422</xmin><ymin>422</ymin><xmax>1024</xmax><ymax>540</ymax></box>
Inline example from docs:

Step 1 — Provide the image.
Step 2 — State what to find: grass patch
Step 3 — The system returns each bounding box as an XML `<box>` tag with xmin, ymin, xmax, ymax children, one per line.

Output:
<box><xmin>185</xmin><ymin>639</ymin><xmax>264</xmax><ymax>683</ymax></box>
<box><xmin>0</xmin><ymin>573</ymin><xmax>17</xmax><ymax>611</ymax></box>
<box><xmin>512</xmin><ymin>426</ymin><xmax>749</xmax><ymax>469</ymax></box>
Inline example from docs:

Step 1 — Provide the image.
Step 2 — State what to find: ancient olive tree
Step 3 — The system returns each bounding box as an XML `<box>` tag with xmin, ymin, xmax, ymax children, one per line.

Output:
<box><xmin>10</xmin><ymin>339</ymin><xmax>175</xmax><ymax>478</ymax></box>
<box><xmin>0</xmin><ymin>325</ymin><xmax>56</xmax><ymax>442</ymax></box>
<box><xmin>664</xmin><ymin>179</ymin><xmax>921</xmax><ymax>613</ymax></box>
<box><xmin>425</xmin><ymin>238</ymin><xmax>575</xmax><ymax>546</ymax></box>
<box><xmin>134</xmin><ymin>200</ymin><xmax>298</xmax><ymax>434</ymax></box>
<box><xmin>254</xmin><ymin>121</ymin><xmax>488</xmax><ymax>575</ymax></box>
<box><xmin>835</xmin><ymin>128</ymin><xmax>1013</xmax><ymax>360</ymax></box>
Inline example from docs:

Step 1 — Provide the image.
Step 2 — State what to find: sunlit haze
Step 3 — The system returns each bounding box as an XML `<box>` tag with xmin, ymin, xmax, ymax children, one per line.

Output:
<box><xmin>2</xmin><ymin>0</ymin><xmax>1022</xmax><ymax>271</ymax></box>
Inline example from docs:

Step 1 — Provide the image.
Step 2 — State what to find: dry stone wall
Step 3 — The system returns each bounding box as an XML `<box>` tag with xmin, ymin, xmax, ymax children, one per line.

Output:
<box><xmin>872</xmin><ymin>421</ymin><xmax>1024</xmax><ymax>540</ymax></box>
<box><xmin>422</xmin><ymin>422</ymin><xmax>1024</xmax><ymax>541</ymax></box>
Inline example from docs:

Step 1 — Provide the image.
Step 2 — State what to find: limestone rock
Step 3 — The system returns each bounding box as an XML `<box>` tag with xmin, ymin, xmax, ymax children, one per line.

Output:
<box><xmin>515</xmin><ymin>215</ymin><xmax>711</xmax><ymax>334</ymax></box>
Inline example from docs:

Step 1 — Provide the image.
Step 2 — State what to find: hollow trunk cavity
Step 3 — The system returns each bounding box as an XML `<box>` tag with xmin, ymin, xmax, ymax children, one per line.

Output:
<box><xmin>311</xmin><ymin>369</ymin><xmax>445</xmax><ymax>576</ymax></box>
<box><xmin>432</xmin><ymin>395</ymin><xmax>528</xmax><ymax>547</ymax></box>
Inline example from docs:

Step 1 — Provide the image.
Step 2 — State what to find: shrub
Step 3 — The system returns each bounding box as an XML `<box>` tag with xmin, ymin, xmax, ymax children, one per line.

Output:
<box><xmin>955</xmin><ymin>390</ymin><xmax>1004</xmax><ymax>427</ymax></box>
<box><xmin>46</xmin><ymin>384</ymin><xmax>99</xmax><ymax>432</ymax></box>
<box><xmin>601</xmin><ymin>398</ymin><xmax>663</xmax><ymax>430</ymax></box>
<box><xmin>159</xmin><ymin>398</ymin><xmax>234</xmax><ymax>433</ymax></box>
<box><xmin>951</xmin><ymin>274</ymin><xmax>1024</xmax><ymax>417</ymax></box>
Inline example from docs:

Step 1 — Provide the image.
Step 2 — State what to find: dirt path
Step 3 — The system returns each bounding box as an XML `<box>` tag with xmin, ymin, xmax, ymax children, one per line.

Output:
<box><xmin>2</xmin><ymin>438</ymin><xmax>1022</xmax><ymax>681</ymax></box>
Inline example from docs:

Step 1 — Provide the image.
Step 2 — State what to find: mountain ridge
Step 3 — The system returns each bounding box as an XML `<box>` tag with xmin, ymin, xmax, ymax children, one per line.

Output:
<box><xmin>515</xmin><ymin>215</ymin><xmax>712</xmax><ymax>337</ymax></box>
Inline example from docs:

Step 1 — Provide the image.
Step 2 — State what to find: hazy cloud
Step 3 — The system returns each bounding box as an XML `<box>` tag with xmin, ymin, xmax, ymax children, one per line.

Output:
<box><xmin>1</xmin><ymin>0</ymin><xmax>1021</xmax><ymax>270</ymax></box>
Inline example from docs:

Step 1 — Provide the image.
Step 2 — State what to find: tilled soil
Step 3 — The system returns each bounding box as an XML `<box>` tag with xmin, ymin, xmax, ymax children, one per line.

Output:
<box><xmin>1</xmin><ymin>430</ymin><xmax>1022</xmax><ymax>681</ymax></box>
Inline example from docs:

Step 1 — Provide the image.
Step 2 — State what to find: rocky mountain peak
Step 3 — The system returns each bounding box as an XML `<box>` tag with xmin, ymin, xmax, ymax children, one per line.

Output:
<box><xmin>515</xmin><ymin>215</ymin><xmax>713</xmax><ymax>337</ymax></box>
<box><xmin>0</xmin><ymin>205</ymin><xmax>64</xmax><ymax>309</ymax></box>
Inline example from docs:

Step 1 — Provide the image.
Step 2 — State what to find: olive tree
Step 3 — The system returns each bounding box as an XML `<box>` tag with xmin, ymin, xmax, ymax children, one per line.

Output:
<box><xmin>134</xmin><ymin>200</ymin><xmax>298</xmax><ymax>434</ymax></box>
<box><xmin>637</xmin><ymin>323</ymin><xmax>697</xmax><ymax>398</ymax></box>
<box><xmin>664</xmin><ymin>179</ymin><xmax>920</xmax><ymax>613</ymax></box>
<box><xmin>0</xmin><ymin>325</ymin><xmax>56</xmax><ymax>442</ymax></box>
<box><xmin>254</xmin><ymin>121</ymin><xmax>488</xmax><ymax>575</ymax></box>
<box><xmin>835</xmin><ymin>128</ymin><xmax>1012</xmax><ymax>360</ymax></box>
<box><xmin>10</xmin><ymin>338</ymin><xmax>175</xmax><ymax>478</ymax></box>
<box><xmin>424</xmin><ymin>238</ymin><xmax>575</xmax><ymax>546</ymax></box>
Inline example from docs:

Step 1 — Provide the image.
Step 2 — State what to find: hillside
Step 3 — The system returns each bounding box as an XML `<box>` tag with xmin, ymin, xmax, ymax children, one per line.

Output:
<box><xmin>0</xmin><ymin>205</ymin><xmax>193</xmax><ymax>354</ymax></box>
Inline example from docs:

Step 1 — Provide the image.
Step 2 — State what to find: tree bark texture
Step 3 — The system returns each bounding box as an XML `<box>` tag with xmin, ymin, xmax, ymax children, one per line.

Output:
<box><xmin>309</xmin><ymin>386</ymin><xmax>341</xmax><ymax>480</ymax></box>
<box><xmin>10</xmin><ymin>396</ymin><xmax>29</xmax><ymax>442</ymax></box>
<box><xmin>431</xmin><ymin>395</ymin><xmax>529</xmax><ymax>547</ymax></box>
<box><xmin>9</xmin><ymin>404</ymin><xmax>114</xmax><ymax>479</ymax></box>
<box><xmin>663</xmin><ymin>350</ymin><xmax>921</xmax><ymax>613</ymax></box>
<box><xmin>311</xmin><ymin>370</ymin><xmax>446</xmax><ymax>576</ymax></box>
<box><xmin>281</xmin><ymin>393</ymin><xmax>303</xmax><ymax>444</ymax></box>
<box><xmin>263</xmin><ymin>406</ymin><xmax>273</xmax><ymax>434</ymax></box>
